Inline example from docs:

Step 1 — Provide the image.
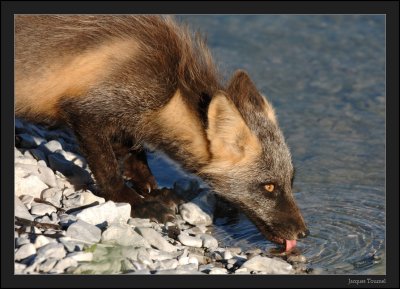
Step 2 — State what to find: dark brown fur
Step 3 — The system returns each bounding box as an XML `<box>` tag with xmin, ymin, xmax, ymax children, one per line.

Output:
<box><xmin>15</xmin><ymin>15</ymin><xmax>308</xmax><ymax>243</ymax></box>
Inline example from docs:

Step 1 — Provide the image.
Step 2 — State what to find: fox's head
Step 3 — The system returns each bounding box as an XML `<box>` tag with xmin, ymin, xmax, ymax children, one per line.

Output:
<box><xmin>201</xmin><ymin>70</ymin><xmax>308</xmax><ymax>250</ymax></box>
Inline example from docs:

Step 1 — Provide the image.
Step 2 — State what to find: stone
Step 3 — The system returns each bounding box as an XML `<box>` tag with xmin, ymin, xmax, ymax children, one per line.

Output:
<box><xmin>15</xmin><ymin>147</ymin><xmax>24</xmax><ymax>158</ymax></box>
<box><xmin>63</xmin><ymin>194</ymin><xmax>84</xmax><ymax>208</ymax></box>
<box><xmin>58</xmin><ymin>237</ymin><xmax>84</xmax><ymax>253</ymax></box>
<box><xmin>178</xmin><ymin>233</ymin><xmax>202</xmax><ymax>248</ymax></box>
<box><xmin>41</xmin><ymin>140</ymin><xmax>63</xmax><ymax>153</ymax></box>
<box><xmin>209</xmin><ymin>267</ymin><xmax>228</xmax><ymax>274</ymax></box>
<box><xmin>56</xmin><ymin>150</ymin><xmax>87</xmax><ymax>168</ymax></box>
<box><xmin>67</xmin><ymin>252</ymin><xmax>93</xmax><ymax>262</ymax></box>
<box><xmin>37</xmin><ymin>243</ymin><xmax>66</xmax><ymax>260</ymax></box>
<box><xmin>128</xmin><ymin>218</ymin><xmax>152</xmax><ymax>228</ymax></box>
<box><xmin>59</xmin><ymin>214</ymin><xmax>78</xmax><ymax>228</ymax></box>
<box><xmin>115</xmin><ymin>203</ymin><xmax>131</xmax><ymax>223</ymax></box>
<box><xmin>66</xmin><ymin>220</ymin><xmax>102</xmax><ymax>243</ymax></box>
<box><xmin>29</xmin><ymin>148</ymin><xmax>47</xmax><ymax>163</ymax></box>
<box><xmin>15</xmin><ymin>156</ymin><xmax>38</xmax><ymax>166</ymax></box>
<box><xmin>72</xmin><ymin>201</ymin><xmax>129</xmax><ymax>228</ymax></box>
<box><xmin>41</xmin><ymin>188</ymin><xmax>63</xmax><ymax>207</ymax></box>
<box><xmin>15</xmin><ymin>243</ymin><xmax>36</xmax><ymax>261</ymax></box>
<box><xmin>147</xmin><ymin>248</ymin><xmax>181</xmax><ymax>261</ymax></box>
<box><xmin>15</xmin><ymin>196</ymin><xmax>34</xmax><ymax>221</ymax></box>
<box><xmin>30</xmin><ymin>203</ymin><xmax>56</xmax><ymax>216</ymax></box>
<box><xmin>179</xmin><ymin>202</ymin><xmax>212</xmax><ymax>226</ymax></box>
<box><xmin>34</xmin><ymin>235</ymin><xmax>51</xmax><ymax>249</ymax></box>
<box><xmin>287</xmin><ymin>254</ymin><xmax>307</xmax><ymax>264</ymax></box>
<box><xmin>16</xmin><ymin>133</ymin><xmax>45</xmax><ymax>148</ymax></box>
<box><xmin>240</xmin><ymin>256</ymin><xmax>293</xmax><ymax>274</ymax></box>
<box><xmin>197</xmin><ymin>233</ymin><xmax>218</xmax><ymax>249</ymax></box>
<box><xmin>101</xmin><ymin>224</ymin><xmax>150</xmax><ymax>248</ymax></box>
<box><xmin>15</xmin><ymin>262</ymin><xmax>27</xmax><ymax>273</ymax></box>
<box><xmin>154</xmin><ymin>259</ymin><xmax>179</xmax><ymax>270</ymax></box>
<box><xmin>36</xmin><ymin>166</ymin><xmax>58</xmax><ymax>188</ymax></box>
<box><xmin>223</xmin><ymin>250</ymin><xmax>234</xmax><ymax>260</ymax></box>
<box><xmin>38</xmin><ymin>258</ymin><xmax>58</xmax><ymax>273</ymax></box>
<box><xmin>135</xmin><ymin>227</ymin><xmax>177</xmax><ymax>253</ymax></box>
<box><xmin>234</xmin><ymin>268</ymin><xmax>249</xmax><ymax>274</ymax></box>
<box><xmin>19</xmin><ymin>195</ymin><xmax>34</xmax><ymax>210</ymax></box>
<box><xmin>80</xmin><ymin>190</ymin><xmax>105</xmax><ymax>205</ymax></box>
<box><xmin>51</xmin><ymin>257</ymin><xmax>78</xmax><ymax>273</ymax></box>
<box><xmin>15</xmin><ymin>174</ymin><xmax>48</xmax><ymax>198</ymax></box>
<box><xmin>15</xmin><ymin>236</ymin><xmax>31</xmax><ymax>247</ymax></box>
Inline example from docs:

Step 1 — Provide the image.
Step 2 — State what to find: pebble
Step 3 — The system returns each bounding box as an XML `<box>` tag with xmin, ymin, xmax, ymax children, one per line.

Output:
<box><xmin>41</xmin><ymin>188</ymin><xmax>62</xmax><ymax>207</ymax></box>
<box><xmin>241</xmin><ymin>255</ymin><xmax>293</xmax><ymax>274</ymax></box>
<box><xmin>287</xmin><ymin>254</ymin><xmax>307</xmax><ymax>264</ymax></box>
<box><xmin>135</xmin><ymin>227</ymin><xmax>177</xmax><ymax>253</ymax></box>
<box><xmin>38</xmin><ymin>258</ymin><xmax>58</xmax><ymax>273</ymax></box>
<box><xmin>178</xmin><ymin>233</ymin><xmax>203</xmax><ymax>248</ymax></box>
<box><xmin>209</xmin><ymin>267</ymin><xmax>228</xmax><ymax>274</ymax></box>
<box><xmin>37</xmin><ymin>243</ymin><xmax>66</xmax><ymax>260</ymax></box>
<box><xmin>80</xmin><ymin>191</ymin><xmax>105</xmax><ymax>205</ymax></box>
<box><xmin>15</xmin><ymin>156</ymin><xmax>38</xmax><ymax>165</ymax></box>
<box><xmin>15</xmin><ymin>262</ymin><xmax>27</xmax><ymax>273</ymax></box>
<box><xmin>154</xmin><ymin>259</ymin><xmax>179</xmax><ymax>270</ymax></box>
<box><xmin>223</xmin><ymin>250</ymin><xmax>234</xmax><ymax>260</ymax></box>
<box><xmin>41</xmin><ymin>140</ymin><xmax>63</xmax><ymax>153</ymax></box>
<box><xmin>59</xmin><ymin>214</ymin><xmax>78</xmax><ymax>228</ymax></box>
<box><xmin>101</xmin><ymin>224</ymin><xmax>150</xmax><ymax>247</ymax></box>
<box><xmin>15</xmin><ymin>236</ymin><xmax>31</xmax><ymax>247</ymax></box>
<box><xmin>66</xmin><ymin>220</ymin><xmax>101</xmax><ymax>243</ymax></box>
<box><xmin>19</xmin><ymin>195</ymin><xmax>34</xmax><ymax>210</ymax></box>
<box><xmin>15</xmin><ymin>196</ymin><xmax>34</xmax><ymax>221</ymax></box>
<box><xmin>15</xmin><ymin>174</ymin><xmax>48</xmax><ymax>198</ymax></box>
<box><xmin>179</xmin><ymin>202</ymin><xmax>213</xmax><ymax>226</ymax></box>
<box><xmin>67</xmin><ymin>252</ymin><xmax>93</xmax><ymax>262</ymax></box>
<box><xmin>51</xmin><ymin>257</ymin><xmax>78</xmax><ymax>273</ymax></box>
<box><xmin>72</xmin><ymin>201</ymin><xmax>130</xmax><ymax>228</ymax></box>
<box><xmin>15</xmin><ymin>243</ymin><xmax>36</xmax><ymax>261</ymax></box>
<box><xmin>58</xmin><ymin>237</ymin><xmax>84</xmax><ymax>253</ymax></box>
<box><xmin>16</xmin><ymin>134</ymin><xmax>45</xmax><ymax>148</ymax></box>
<box><xmin>30</xmin><ymin>203</ymin><xmax>57</xmax><ymax>216</ymax></box>
<box><xmin>34</xmin><ymin>235</ymin><xmax>51</xmax><ymax>249</ymax></box>
<box><xmin>128</xmin><ymin>218</ymin><xmax>152</xmax><ymax>228</ymax></box>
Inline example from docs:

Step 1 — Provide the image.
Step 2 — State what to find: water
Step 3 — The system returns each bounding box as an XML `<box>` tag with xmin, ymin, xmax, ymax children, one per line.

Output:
<box><xmin>148</xmin><ymin>15</ymin><xmax>386</xmax><ymax>274</ymax></box>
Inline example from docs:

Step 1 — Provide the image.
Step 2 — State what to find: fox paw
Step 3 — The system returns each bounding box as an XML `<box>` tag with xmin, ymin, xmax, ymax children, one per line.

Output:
<box><xmin>132</xmin><ymin>200</ymin><xmax>176</xmax><ymax>223</ymax></box>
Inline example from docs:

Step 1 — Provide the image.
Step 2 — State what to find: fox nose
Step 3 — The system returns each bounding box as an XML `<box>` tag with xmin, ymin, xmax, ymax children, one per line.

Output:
<box><xmin>298</xmin><ymin>229</ymin><xmax>310</xmax><ymax>239</ymax></box>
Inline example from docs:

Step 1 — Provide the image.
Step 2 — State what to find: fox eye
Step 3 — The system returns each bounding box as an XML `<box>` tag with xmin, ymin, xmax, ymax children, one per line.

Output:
<box><xmin>264</xmin><ymin>184</ymin><xmax>275</xmax><ymax>193</ymax></box>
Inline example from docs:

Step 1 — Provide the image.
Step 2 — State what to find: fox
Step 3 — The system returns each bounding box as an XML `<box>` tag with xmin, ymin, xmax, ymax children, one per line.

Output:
<box><xmin>15</xmin><ymin>15</ymin><xmax>309</xmax><ymax>251</ymax></box>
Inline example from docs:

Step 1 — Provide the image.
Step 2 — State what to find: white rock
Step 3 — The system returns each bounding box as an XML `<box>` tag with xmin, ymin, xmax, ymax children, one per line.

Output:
<box><xmin>240</xmin><ymin>256</ymin><xmax>293</xmax><ymax>274</ymax></box>
<box><xmin>197</xmin><ymin>233</ymin><xmax>218</xmax><ymax>249</ymax></box>
<box><xmin>188</xmin><ymin>256</ymin><xmax>199</xmax><ymax>266</ymax></box>
<box><xmin>17</xmin><ymin>133</ymin><xmax>45</xmax><ymax>148</ymax></box>
<box><xmin>41</xmin><ymin>188</ymin><xmax>62</xmax><ymax>207</ymax></box>
<box><xmin>58</xmin><ymin>237</ymin><xmax>84</xmax><ymax>253</ymax></box>
<box><xmin>179</xmin><ymin>202</ymin><xmax>212</xmax><ymax>226</ymax></box>
<box><xmin>15</xmin><ymin>156</ymin><xmax>38</xmax><ymax>165</ymax></box>
<box><xmin>51</xmin><ymin>257</ymin><xmax>78</xmax><ymax>273</ymax></box>
<box><xmin>15</xmin><ymin>174</ymin><xmax>48</xmax><ymax>198</ymax></box>
<box><xmin>80</xmin><ymin>191</ymin><xmax>105</xmax><ymax>205</ymax></box>
<box><xmin>135</xmin><ymin>227</ymin><xmax>177</xmax><ymax>252</ymax></box>
<box><xmin>66</xmin><ymin>220</ymin><xmax>101</xmax><ymax>243</ymax></box>
<box><xmin>15</xmin><ymin>243</ymin><xmax>36</xmax><ymax>261</ymax></box>
<box><xmin>234</xmin><ymin>268</ymin><xmax>249</xmax><ymax>274</ymax></box>
<box><xmin>223</xmin><ymin>250</ymin><xmax>234</xmax><ymax>260</ymax></box>
<box><xmin>15</xmin><ymin>262</ymin><xmax>27</xmax><ymax>273</ymax></box>
<box><xmin>19</xmin><ymin>195</ymin><xmax>34</xmax><ymax>210</ymax></box>
<box><xmin>101</xmin><ymin>224</ymin><xmax>150</xmax><ymax>247</ymax></box>
<box><xmin>36</xmin><ymin>166</ymin><xmax>58</xmax><ymax>188</ymax></box>
<box><xmin>15</xmin><ymin>147</ymin><xmax>24</xmax><ymax>158</ymax></box>
<box><xmin>37</xmin><ymin>243</ymin><xmax>66</xmax><ymax>260</ymax></box>
<box><xmin>15</xmin><ymin>196</ymin><xmax>34</xmax><ymax>221</ymax></box>
<box><xmin>128</xmin><ymin>218</ymin><xmax>152</xmax><ymax>228</ymax></box>
<box><xmin>115</xmin><ymin>203</ymin><xmax>131</xmax><ymax>223</ymax></box>
<box><xmin>31</xmin><ymin>203</ymin><xmax>56</xmax><ymax>216</ymax></box>
<box><xmin>178</xmin><ymin>256</ymin><xmax>189</xmax><ymax>265</ymax></box>
<box><xmin>72</xmin><ymin>201</ymin><xmax>130</xmax><ymax>228</ymax></box>
<box><xmin>41</xmin><ymin>140</ymin><xmax>63</xmax><ymax>153</ymax></box>
<box><xmin>38</xmin><ymin>258</ymin><xmax>58</xmax><ymax>273</ymax></box>
<box><xmin>37</xmin><ymin>160</ymin><xmax>47</xmax><ymax>167</ymax></box>
<box><xmin>56</xmin><ymin>150</ymin><xmax>87</xmax><ymax>168</ymax></box>
<box><xmin>178</xmin><ymin>233</ymin><xmax>202</xmax><ymax>248</ymax></box>
<box><xmin>15</xmin><ymin>236</ymin><xmax>31</xmax><ymax>247</ymax></box>
<box><xmin>147</xmin><ymin>248</ymin><xmax>181</xmax><ymax>261</ymax></box>
<box><xmin>209</xmin><ymin>268</ymin><xmax>228</xmax><ymax>274</ymax></box>
<box><xmin>34</xmin><ymin>235</ymin><xmax>50</xmax><ymax>249</ymax></box>
<box><xmin>154</xmin><ymin>259</ymin><xmax>179</xmax><ymax>270</ymax></box>
<box><xmin>68</xmin><ymin>252</ymin><xmax>93</xmax><ymax>262</ymax></box>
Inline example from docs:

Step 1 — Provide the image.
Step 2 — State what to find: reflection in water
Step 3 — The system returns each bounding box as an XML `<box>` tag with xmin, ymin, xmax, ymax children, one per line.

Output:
<box><xmin>149</xmin><ymin>15</ymin><xmax>385</xmax><ymax>274</ymax></box>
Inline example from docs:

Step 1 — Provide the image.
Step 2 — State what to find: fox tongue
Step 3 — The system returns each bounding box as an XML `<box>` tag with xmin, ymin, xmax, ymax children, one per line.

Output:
<box><xmin>285</xmin><ymin>240</ymin><xmax>297</xmax><ymax>252</ymax></box>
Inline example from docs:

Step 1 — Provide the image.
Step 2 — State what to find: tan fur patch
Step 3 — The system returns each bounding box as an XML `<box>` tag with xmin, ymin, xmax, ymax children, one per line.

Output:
<box><xmin>261</xmin><ymin>95</ymin><xmax>277</xmax><ymax>124</ymax></box>
<box><xmin>15</xmin><ymin>39</ymin><xmax>138</xmax><ymax>118</ymax></box>
<box><xmin>156</xmin><ymin>90</ymin><xmax>210</xmax><ymax>164</ymax></box>
<box><xmin>204</xmin><ymin>93</ymin><xmax>262</xmax><ymax>174</ymax></box>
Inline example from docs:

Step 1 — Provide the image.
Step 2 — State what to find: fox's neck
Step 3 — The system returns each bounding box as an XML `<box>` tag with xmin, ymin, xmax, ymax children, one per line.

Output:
<box><xmin>149</xmin><ymin>89</ymin><xmax>211</xmax><ymax>173</ymax></box>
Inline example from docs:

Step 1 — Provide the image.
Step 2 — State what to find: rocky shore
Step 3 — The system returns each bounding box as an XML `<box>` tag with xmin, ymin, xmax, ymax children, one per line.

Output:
<box><xmin>14</xmin><ymin>118</ymin><xmax>308</xmax><ymax>274</ymax></box>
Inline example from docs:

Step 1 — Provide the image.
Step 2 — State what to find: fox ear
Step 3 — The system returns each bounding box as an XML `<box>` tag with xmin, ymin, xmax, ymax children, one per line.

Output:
<box><xmin>227</xmin><ymin>70</ymin><xmax>277</xmax><ymax>125</ymax></box>
<box><xmin>207</xmin><ymin>92</ymin><xmax>261</xmax><ymax>163</ymax></box>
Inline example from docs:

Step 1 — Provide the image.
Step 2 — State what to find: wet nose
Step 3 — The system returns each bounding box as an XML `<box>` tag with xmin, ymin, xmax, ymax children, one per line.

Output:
<box><xmin>298</xmin><ymin>229</ymin><xmax>310</xmax><ymax>239</ymax></box>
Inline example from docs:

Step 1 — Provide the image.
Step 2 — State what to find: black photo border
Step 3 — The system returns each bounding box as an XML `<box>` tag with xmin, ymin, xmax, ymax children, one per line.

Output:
<box><xmin>1</xmin><ymin>1</ymin><xmax>398</xmax><ymax>288</ymax></box>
